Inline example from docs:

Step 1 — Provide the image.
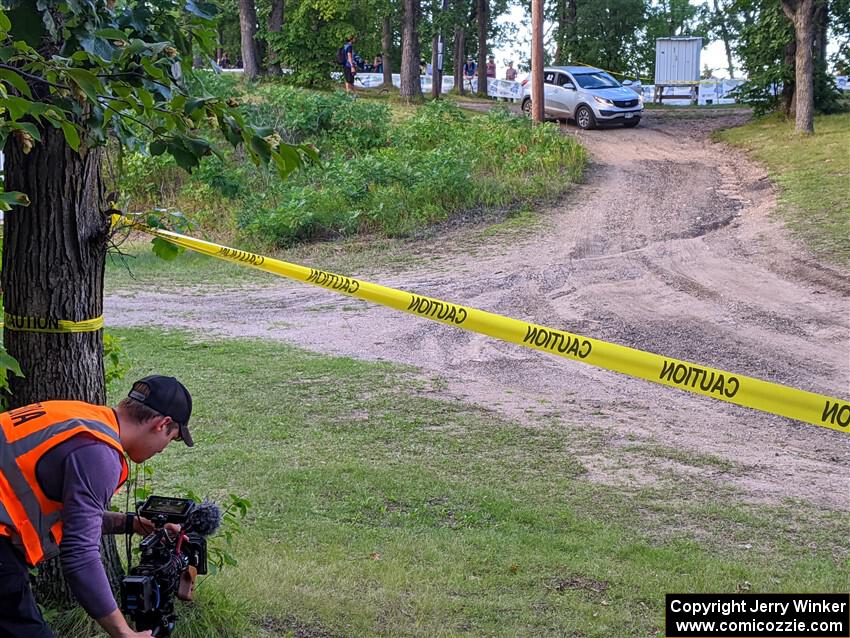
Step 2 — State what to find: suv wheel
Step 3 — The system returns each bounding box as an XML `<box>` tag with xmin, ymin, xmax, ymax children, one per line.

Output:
<box><xmin>575</xmin><ymin>105</ymin><xmax>596</xmax><ymax>130</ymax></box>
<box><xmin>521</xmin><ymin>98</ymin><xmax>532</xmax><ymax>116</ymax></box>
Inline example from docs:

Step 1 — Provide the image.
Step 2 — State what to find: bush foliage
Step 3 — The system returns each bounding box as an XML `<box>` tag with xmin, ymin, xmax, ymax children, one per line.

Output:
<box><xmin>119</xmin><ymin>80</ymin><xmax>586</xmax><ymax>246</ymax></box>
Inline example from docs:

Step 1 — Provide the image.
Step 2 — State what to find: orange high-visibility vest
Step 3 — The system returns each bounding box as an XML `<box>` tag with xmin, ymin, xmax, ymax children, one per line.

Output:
<box><xmin>0</xmin><ymin>400</ymin><xmax>129</xmax><ymax>566</ymax></box>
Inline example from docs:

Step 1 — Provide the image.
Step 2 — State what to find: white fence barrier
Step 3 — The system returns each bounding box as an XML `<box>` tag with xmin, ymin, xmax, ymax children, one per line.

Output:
<box><xmin>354</xmin><ymin>72</ymin><xmax>522</xmax><ymax>100</ymax></box>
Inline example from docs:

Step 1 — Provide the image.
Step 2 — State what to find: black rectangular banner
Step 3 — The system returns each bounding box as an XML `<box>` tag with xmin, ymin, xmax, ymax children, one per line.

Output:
<box><xmin>666</xmin><ymin>593</ymin><xmax>850</xmax><ymax>637</ymax></box>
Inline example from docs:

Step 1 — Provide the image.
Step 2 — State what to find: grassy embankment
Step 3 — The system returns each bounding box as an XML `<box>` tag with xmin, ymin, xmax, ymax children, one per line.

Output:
<box><xmin>716</xmin><ymin>112</ymin><xmax>850</xmax><ymax>266</ymax></box>
<box><xmin>65</xmin><ymin>325</ymin><xmax>848</xmax><ymax>638</ymax></box>
<box><xmin>120</xmin><ymin>75</ymin><xmax>586</xmax><ymax>249</ymax></box>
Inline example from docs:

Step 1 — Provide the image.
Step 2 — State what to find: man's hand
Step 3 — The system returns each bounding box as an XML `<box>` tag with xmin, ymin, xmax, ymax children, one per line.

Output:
<box><xmin>96</xmin><ymin>608</ymin><xmax>153</xmax><ymax>637</ymax></box>
<box><xmin>133</xmin><ymin>516</ymin><xmax>180</xmax><ymax>536</ymax></box>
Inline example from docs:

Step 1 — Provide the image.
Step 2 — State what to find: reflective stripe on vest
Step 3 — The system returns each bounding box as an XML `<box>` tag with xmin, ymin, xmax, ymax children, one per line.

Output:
<box><xmin>0</xmin><ymin>402</ymin><xmax>128</xmax><ymax>565</ymax></box>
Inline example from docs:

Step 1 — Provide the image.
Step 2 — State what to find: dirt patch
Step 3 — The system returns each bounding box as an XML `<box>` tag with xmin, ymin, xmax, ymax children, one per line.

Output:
<box><xmin>106</xmin><ymin>108</ymin><xmax>850</xmax><ymax>512</ymax></box>
<box><xmin>255</xmin><ymin>614</ymin><xmax>341</xmax><ymax>638</ymax></box>
<box><xmin>546</xmin><ymin>574</ymin><xmax>610</xmax><ymax>594</ymax></box>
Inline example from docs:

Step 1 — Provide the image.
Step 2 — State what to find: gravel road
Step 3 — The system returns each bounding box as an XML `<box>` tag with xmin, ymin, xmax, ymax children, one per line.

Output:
<box><xmin>106</xmin><ymin>108</ymin><xmax>850</xmax><ymax>511</ymax></box>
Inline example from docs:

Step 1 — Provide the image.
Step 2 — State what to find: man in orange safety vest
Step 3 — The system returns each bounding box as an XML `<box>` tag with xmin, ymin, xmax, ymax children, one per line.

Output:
<box><xmin>0</xmin><ymin>375</ymin><xmax>194</xmax><ymax>638</ymax></box>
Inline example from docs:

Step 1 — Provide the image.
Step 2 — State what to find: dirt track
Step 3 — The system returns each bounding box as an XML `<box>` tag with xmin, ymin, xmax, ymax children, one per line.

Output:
<box><xmin>106</xmin><ymin>109</ymin><xmax>850</xmax><ymax>511</ymax></box>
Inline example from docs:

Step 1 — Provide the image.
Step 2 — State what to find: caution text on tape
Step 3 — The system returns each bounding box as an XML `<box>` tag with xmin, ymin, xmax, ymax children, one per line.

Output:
<box><xmin>2</xmin><ymin>313</ymin><xmax>104</xmax><ymax>334</ymax></box>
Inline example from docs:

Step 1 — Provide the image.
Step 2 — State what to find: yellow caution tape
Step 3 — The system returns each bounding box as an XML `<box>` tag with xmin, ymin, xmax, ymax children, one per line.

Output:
<box><xmin>117</xmin><ymin>215</ymin><xmax>850</xmax><ymax>433</ymax></box>
<box><xmin>2</xmin><ymin>313</ymin><xmax>104</xmax><ymax>333</ymax></box>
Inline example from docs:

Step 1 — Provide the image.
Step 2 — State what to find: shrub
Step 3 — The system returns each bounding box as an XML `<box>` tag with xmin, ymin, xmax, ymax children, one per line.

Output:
<box><xmin>116</xmin><ymin>84</ymin><xmax>586</xmax><ymax>247</ymax></box>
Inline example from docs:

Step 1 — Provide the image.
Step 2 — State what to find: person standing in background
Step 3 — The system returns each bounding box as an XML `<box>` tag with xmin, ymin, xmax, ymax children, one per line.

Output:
<box><xmin>342</xmin><ymin>34</ymin><xmax>357</xmax><ymax>94</ymax></box>
<box><xmin>486</xmin><ymin>55</ymin><xmax>496</xmax><ymax>79</ymax></box>
<box><xmin>505</xmin><ymin>60</ymin><xmax>517</xmax><ymax>81</ymax></box>
<box><xmin>463</xmin><ymin>56</ymin><xmax>477</xmax><ymax>91</ymax></box>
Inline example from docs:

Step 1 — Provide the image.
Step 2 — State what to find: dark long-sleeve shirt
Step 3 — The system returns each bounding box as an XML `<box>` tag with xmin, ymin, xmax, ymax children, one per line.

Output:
<box><xmin>36</xmin><ymin>435</ymin><xmax>124</xmax><ymax>619</ymax></box>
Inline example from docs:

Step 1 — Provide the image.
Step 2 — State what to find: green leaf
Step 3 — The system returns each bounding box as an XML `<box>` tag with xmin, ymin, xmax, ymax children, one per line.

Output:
<box><xmin>0</xmin><ymin>11</ymin><xmax>11</xmax><ymax>32</ymax></box>
<box><xmin>95</xmin><ymin>28</ymin><xmax>129</xmax><ymax>42</ymax></box>
<box><xmin>249</xmin><ymin>135</ymin><xmax>271</xmax><ymax>166</ymax></box>
<box><xmin>278</xmin><ymin>143</ymin><xmax>304</xmax><ymax>171</ymax></box>
<box><xmin>151</xmin><ymin>236</ymin><xmax>182</xmax><ymax>261</ymax></box>
<box><xmin>3</xmin><ymin>95</ymin><xmax>32</xmax><ymax>121</ymax></box>
<box><xmin>137</xmin><ymin>87</ymin><xmax>154</xmax><ymax>111</ymax></box>
<box><xmin>140</xmin><ymin>57</ymin><xmax>165</xmax><ymax>81</ymax></box>
<box><xmin>66</xmin><ymin>68</ymin><xmax>103</xmax><ymax>103</ymax></box>
<box><xmin>0</xmin><ymin>191</ymin><xmax>30</xmax><ymax>207</ymax></box>
<box><xmin>78</xmin><ymin>35</ymin><xmax>117</xmax><ymax>62</ymax></box>
<box><xmin>149</xmin><ymin>139</ymin><xmax>167</xmax><ymax>156</ymax></box>
<box><xmin>10</xmin><ymin>121</ymin><xmax>41</xmax><ymax>141</ymax></box>
<box><xmin>252</xmin><ymin>126</ymin><xmax>275</xmax><ymax>138</ymax></box>
<box><xmin>0</xmin><ymin>69</ymin><xmax>31</xmax><ymax>98</ymax></box>
<box><xmin>60</xmin><ymin>120</ymin><xmax>80</xmax><ymax>151</ymax></box>
<box><xmin>167</xmin><ymin>139</ymin><xmax>200</xmax><ymax>171</ymax></box>
<box><xmin>0</xmin><ymin>351</ymin><xmax>23</xmax><ymax>380</ymax></box>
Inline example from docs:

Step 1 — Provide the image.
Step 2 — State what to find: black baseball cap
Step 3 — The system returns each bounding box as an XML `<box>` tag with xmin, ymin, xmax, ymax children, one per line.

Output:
<box><xmin>128</xmin><ymin>375</ymin><xmax>193</xmax><ymax>446</ymax></box>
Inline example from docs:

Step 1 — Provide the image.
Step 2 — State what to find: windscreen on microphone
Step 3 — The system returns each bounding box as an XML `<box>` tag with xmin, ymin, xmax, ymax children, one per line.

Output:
<box><xmin>185</xmin><ymin>500</ymin><xmax>222</xmax><ymax>536</ymax></box>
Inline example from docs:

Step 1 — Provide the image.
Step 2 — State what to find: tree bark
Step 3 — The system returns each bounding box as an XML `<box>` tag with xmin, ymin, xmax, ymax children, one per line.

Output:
<box><xmin>476</xmin><ymin>0</ymin><xmax>487</xmax><ymax>97</ymax></box>
<box><xmin>382</xmin><ymin>15</ymin><xmax>393</xmax><ymax>87</ymax></box>
<box><xmin>781</xmin><ymin>0</ymin><xmax>817</xmax><ymax>133</ymax></box>
<box><xmin>453</xmin><ymin>25</ymin><xmax>465</xmax><ymax>94</ymax></box>
<box><xmin>782</xmin><ymin>39</ymin><xmax>797</xmax><ymax>116</ymax></box>
<box><xmin>238</xmin><ymin>0</ymin><xmax>261</xmax><ymax>79</ymax></box>
<box><xmin>266</xmin><ymin>0</ymin><xmax>285</xmax><ymax>76</ymax></box>
<box><xmin>400</xmin><ymin>0</ymin><xmax>423</xmax><ymax>100</ymax></box>
<box><xmin>3</xmin><ymin>120</ymin><xmax>122</xmax><ymax>609</ymax></box>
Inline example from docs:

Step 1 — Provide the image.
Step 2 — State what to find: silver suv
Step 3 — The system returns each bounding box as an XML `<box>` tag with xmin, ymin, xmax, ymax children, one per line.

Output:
<box><xmin>521</xmin><ymin>66</ymin><xmax>643</xmax><ymax>129</ymax></box>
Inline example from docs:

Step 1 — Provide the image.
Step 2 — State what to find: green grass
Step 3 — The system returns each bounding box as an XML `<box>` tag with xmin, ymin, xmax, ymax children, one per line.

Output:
<box><xmin>716</xmin><ymin>112</ymin><xmax>850</xmax><ymax>266</ymax></box>
<box><xmin>86</xmin><ymin>328</ymin><xmax>850</xmax><ymax>638</ymax></box>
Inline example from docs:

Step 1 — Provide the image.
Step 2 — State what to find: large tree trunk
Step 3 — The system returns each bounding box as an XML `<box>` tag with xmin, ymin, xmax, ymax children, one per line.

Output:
<box><xmin>382</xmin><ymin>15</ymin><xmax>393</xmax><ymax>87</ymax></box>
<box><xmin>476</xmin><ymin>0</ymin><xmax>487</xmax><ymax>97</ymax></box>
<box><xmin>3</xmin><ymin>121</ymin><xmax>122</xmax><ymax>610</ymax></box>
<box><xmin>781</xmin><ymin>0</ymin><xmax>818</xmax><ymax>133</ymax></box>
<box><xmin>400</xmin><ymin>0</ymin><xmax>423</xmax><ymax>100</ymax></box>
<box><xmin>266</xmin><ymin>0</ymin><xmax>285</xmax><ymax>76</ymax></box>
<box><xmin>238</xmin><ymin>0</ymin><xmax>261</xmax><ymax>79</ymax></box>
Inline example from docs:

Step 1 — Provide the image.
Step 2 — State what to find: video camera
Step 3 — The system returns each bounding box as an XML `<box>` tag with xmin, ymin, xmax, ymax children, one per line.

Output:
<box><xmin>120</xmin><ymin>495</ymin><xmax>221</xmax><ymax>637</ymax></box>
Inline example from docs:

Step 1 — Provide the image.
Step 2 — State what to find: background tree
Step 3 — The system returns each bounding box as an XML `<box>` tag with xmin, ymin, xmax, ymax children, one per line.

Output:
<box><xmin>238</xmin><ymin>0</ymin><xmax>262</xmax><ymax>78</ymax></box>
<box><xmin>708</xmin><ymin>0</ymin><xmax>739</xmax><ymax>77</ymax></box>
<box><xmin>553</xmin><ymin>0</ymin><xmax>577</xmax><ymax>64</ymax></box>
<box><xmin>266</xmin><ymin>0</ymin><xmax>285</xmax><ymax>75</ymax></box>
<box><xmin>400</xmin><ymin>0</ymin><xmax>424</xmax><ymax>99</ymax></box>
<box><xmin>0</xmin><ymin>0</ymin><xmax>306</xmax><ymax>612</ymax></box>
<box><xmin>475</xmin><ymin>0</ymin><xmax>488</xmax><ymax>96</ymax></box>
<box><xmin>451</xmin><ymin>0</ymin><xmax>471</xmax><ymax>93</ymax></box>
<box><xmin>573</xmin><ymin>0</ymin><xmax>646</xmax><ymax>76</ymax></box>
<box><xmin>731</xmin><ymin>0</ymin><xmax>840</xmax><ymax>117</ymax></box>
<box><xmin>780</xmin><ymin>0</ymin><xmax>823</xmax><ymax>133</ymax></box>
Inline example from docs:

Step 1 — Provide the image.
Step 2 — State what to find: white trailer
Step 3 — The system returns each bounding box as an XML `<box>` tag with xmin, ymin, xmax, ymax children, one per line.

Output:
<box><xmin>654</xmin><ymin>37</ymin><xmax>702</xmax><ymax>104</ymax></box>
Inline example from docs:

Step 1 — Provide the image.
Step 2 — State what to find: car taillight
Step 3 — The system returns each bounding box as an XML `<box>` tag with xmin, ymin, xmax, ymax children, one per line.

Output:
<box><xmin>521</xmin><ymin>78</ymin><xmax>528</xmax><ymax>87</ymax></box>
